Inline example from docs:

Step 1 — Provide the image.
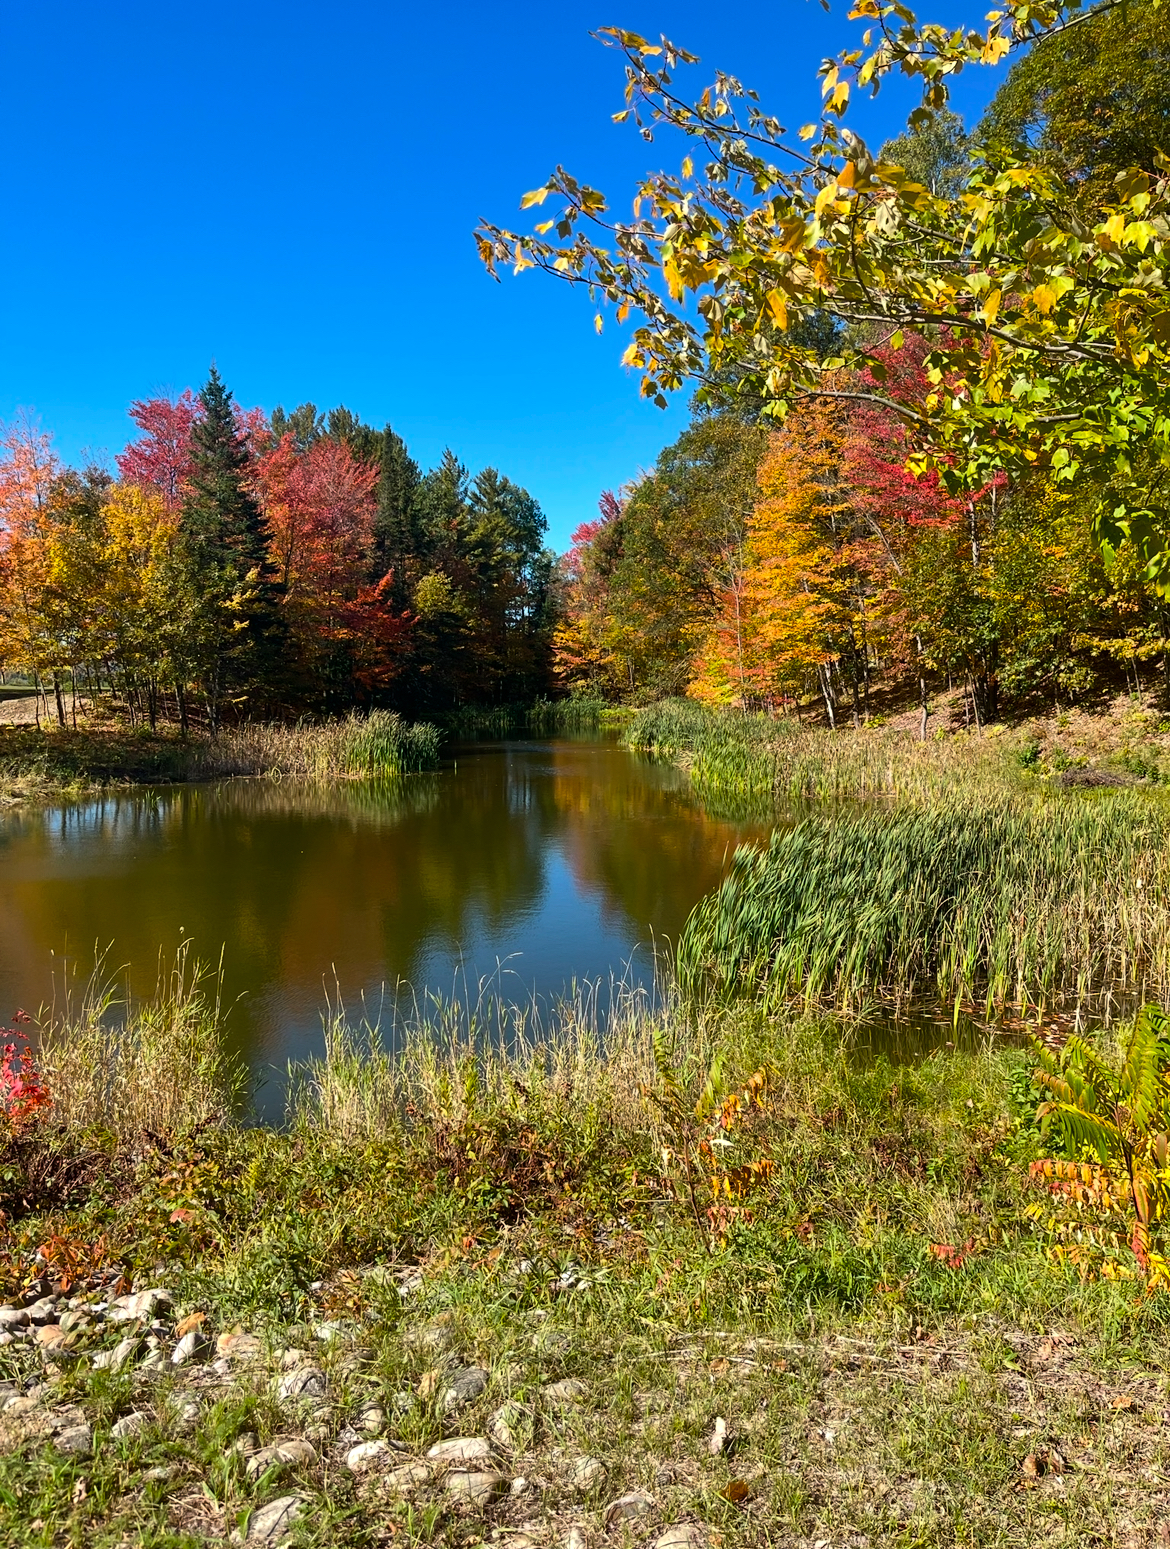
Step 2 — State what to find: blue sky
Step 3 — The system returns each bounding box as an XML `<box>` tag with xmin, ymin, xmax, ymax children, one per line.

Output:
<box><xmin>0</xmin><ymin>2</ymin><xmax>1007</xmax><ymax>550</ymax></box>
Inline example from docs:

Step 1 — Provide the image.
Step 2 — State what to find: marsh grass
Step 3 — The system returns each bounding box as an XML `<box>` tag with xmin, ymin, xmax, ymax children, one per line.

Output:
<box><xmin>677</xmin><ymin>791</ymin><xmax>1170</xmax><ymax>1018</ymax></box>
<box><xmin>195</xmin><ymin>709</ymin><xmax>440</xmax><ymax>779</ymax></box>
<box><xmin>439</xmin><ymin>696</ymin><xmax>611</xmax><ymax>740</ymax></box>
<box><xmin>35</xmin><ymin>943</ymin><xmax>243</xmax><ymax>1142</ymax></box>
<box><xmin>626</xmin><ymin>697</ymin><xmax>1026</xmax><ymax>802</ymax></box>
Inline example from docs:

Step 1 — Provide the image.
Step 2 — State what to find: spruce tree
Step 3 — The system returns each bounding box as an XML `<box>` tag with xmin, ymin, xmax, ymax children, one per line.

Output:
<box><xmin>180</xmin><ymin>366</ymin><xmax>284</xmax><ymax>723</ymax></box>
<box><xmin>373</xmin><ymin>426</ymin><xmax>422</xmax><ymax>594</ymax></box>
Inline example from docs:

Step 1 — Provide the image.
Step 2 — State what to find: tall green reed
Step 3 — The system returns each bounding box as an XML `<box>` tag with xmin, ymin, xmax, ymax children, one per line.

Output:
<box><xmin>677</xmin><ymin>792</ymin><xmax>1170</xmax><ymax>1018</ymax></box>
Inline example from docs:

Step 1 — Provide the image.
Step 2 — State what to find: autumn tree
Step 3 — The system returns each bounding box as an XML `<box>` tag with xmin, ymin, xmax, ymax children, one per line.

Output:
<box><xmin>116</xmin><ymin>391</ymin><xmax>199</xmax><ymax>510</ymax></box>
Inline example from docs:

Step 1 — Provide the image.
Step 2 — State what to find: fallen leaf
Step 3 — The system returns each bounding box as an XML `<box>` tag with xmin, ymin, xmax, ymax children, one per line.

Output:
<box><xmin>1022</xmin><ymin>1453</ymin><xmax>1041</xmax><ymax>1479</ymax></box>
<box><xmin>719</xmin><ymin>1480</ymin><xmax>749</xmax><ymax>1504</ymax></box>
<box><xmin>175</xmin><ymin>1311</ymin><xmax>207</xmax><ymax>1338</ymax></box>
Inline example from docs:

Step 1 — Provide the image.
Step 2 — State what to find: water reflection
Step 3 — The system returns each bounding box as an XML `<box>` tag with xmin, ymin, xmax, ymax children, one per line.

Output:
<box><xmin>0</xmin><ymin>739</ymin><xmax>771</xmax><ymax>1086</ymax></box>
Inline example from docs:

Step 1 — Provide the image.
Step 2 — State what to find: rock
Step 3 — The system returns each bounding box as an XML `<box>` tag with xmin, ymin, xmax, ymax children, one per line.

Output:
<box><xmin>139</xmin><ymin>1349</ymin><xmax>167</xmax><ymax>1371</ymax></box>
<box><xmin>510</xmin><ymin>1476</ymin><xmax>531</xmax><ymax>1496</ymax></box>
<box><xmin>217</xmin><ymin>1331</ymin><xmax>263</xmax><ymax>1362</ymax></box>
<box><xmin>57</xmin><ymin>1310</ymin><xmax>89</xmax><ymax>1334</ymax></box>
<box><xmin>604</xmin><ymin>1492</ymin><xmax>656</xmax><ymax>1527</ymax></box>
<box><xmin>109</xmin><ymin>1288</ymin><xmax>172</xmax><ymax>1323</ymax></box>
<box><xmin>0</xmin><ymin>1308</ymin><xmax>30</xmax><ymax>1330</ymax></box>
<box><xmin>54</xmin><ymin>1423</ymin><xmax>93</xmax><ymax>1457</ymax></box>
<box><xmin>382</xmin><ymin>1460</ymin><xmax>433</xmax><ymax>1495</ymax></box>
<box><xmin>570</xmin><ymin>1456</ymin><xmax>607</xmax><ymax>1491</ymax></box>
<box><xmin>403</xmin><ymin>1315</ymin><xmax>456</xmax><ymax>1355</ymax></box>
<box><xmin>93</xmin><ymin>1336</ymin><xmax>140</xmax><ymax>1372</ymax></box>
<box><xmin>346</xmin><ymin>1439</ymin><xmax>394</xmax><ymax>1474</ymax></box>
<box><xmin>542</xmin><ymin>1378</ymin><xmax>586</xmax><ymax>1404</ymax></box>
<box><xmin>170</xmin><ymin>1398</ymin><xmax>202</xmax><ymax>1436</ymax></box>
<box><xmin>246</xmin><ymin>1439</ymin><xmax>317</xmax><ymax>1479</ymax></box>
<box><xmin>245</xmin><ymin>1494</ymin><xmax>307</xmax><ymax>1543</ymax></box>
<box><xmin>24</xmin><ymin>1298</ymin><xmax>58</xmax><ymax>1325</ymax></box>
<box><xmin>445</xmin><ymin>1469</ymin><xmax>508</xmax><ymax>1506</ymax></box>
<box><xmin>488</xmin><ymin>1400</ymin><xmax>527</xmax><ymax>1451</ymax></box>
<box><xmin>278</xmin><ymin>1348</ymin><xmax>309</xmax><ymax>1370</ymax></box>
<box><xmin>172</xmin><ymin>1330</ymin><xmax>207</xmax><ymax>1367</ymax></box>
<box><xmin>0</xmin><ymin>1333</ymin><xmax>12</xmax><ymax>1348</ymax></box>
<box><xmin>442</xmin><ymin>1366</ymin><xmax>488</xmax><ymax>1412</ymax></box>
<box><xmin>143</xmin><ymin>1464</ymin><xmax>176</xmax><ymax>1483</ymax></box>
<box><xmin>564</xmin><ymin>1528</ymin><xmax>588</xmax><ymax>1549</ymax></box>
<box><xmin>653</xmin><ymin>1528</ymin><xmax>706</xmax><ymax>1549</ymax></box>
<box><xmin>313</xmin><ymin>1321</ymin><xmax>345</xmax><ymax>1343</ymax></box>
<box><xmin>427</xmin><ymin>1435</ymin><xmax>493</xmax><ymax>1465</ymax></box>
<box><xmin>278</xmin><ymin>1365</ymin><xmax>326</xmax><ymax>1401</ymax></box>
<box><xmin>707</xmin><ymin>1416</ymin><xmax>732</xmax><ymax>1456</ymax></box>
<box><xmin>111</xmin><ymin>1411</ymin><xmax>151</xmax><ymax>1441</ymax></box>
<box><xmin>357</xmin><ymin>1405</ymin><xmax>386</xmax><ymax>1436</ymax></box>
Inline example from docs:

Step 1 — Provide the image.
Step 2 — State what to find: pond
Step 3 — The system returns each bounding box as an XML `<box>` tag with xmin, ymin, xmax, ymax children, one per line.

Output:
<box><xmin>0</xmin><ymin>735</ymin><xmax>774</xmax><ymax>1096</ymax></box>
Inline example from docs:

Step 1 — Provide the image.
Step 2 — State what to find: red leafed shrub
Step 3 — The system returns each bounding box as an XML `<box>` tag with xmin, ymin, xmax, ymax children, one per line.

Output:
<box><xmin>1</xmin><ymin>1013</ymin><xmax>51</xmax><ymax>1134</ymax></box>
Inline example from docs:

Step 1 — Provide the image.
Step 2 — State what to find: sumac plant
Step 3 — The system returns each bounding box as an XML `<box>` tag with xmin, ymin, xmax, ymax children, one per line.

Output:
<box><xmin>0</xmin><ymin>1012</ymin><xmax>51</xmax><ymax>1137</ymax></box>
<box><xmin>1029</xmin><ymin>1006</ymin><xmax>1170</xmax><ymax>1285</ymax></box>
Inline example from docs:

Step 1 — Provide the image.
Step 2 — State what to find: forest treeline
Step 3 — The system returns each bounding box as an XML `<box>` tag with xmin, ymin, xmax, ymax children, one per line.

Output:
<box><xmin>553</xmin><ymin>7</ymin><xmax>1170</xmax><ymax>729</ymax></box>
<box><xmin>0</xmin><ymin>373</ymin><xmax>556</xmax><ymax>727</ymax></box>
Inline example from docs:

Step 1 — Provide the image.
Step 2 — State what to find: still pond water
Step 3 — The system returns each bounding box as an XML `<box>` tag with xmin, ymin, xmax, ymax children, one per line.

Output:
<box><xmin>0</xmin><ymin>736</ymin><xmax>773</xmax><ymax>1094</ymax></box>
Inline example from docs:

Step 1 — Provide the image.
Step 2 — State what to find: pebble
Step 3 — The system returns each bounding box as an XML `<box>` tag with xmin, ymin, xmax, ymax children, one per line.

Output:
<box><xmin>143</xmin><ymin>1464</ymin><xmax>176</xmax><ymax>1483</ymax></box>
<box><xmin>346</xmin><ymin>1439</ymin><xmax>394</xmax><ymax>1474</ymax></box>
<box><xmin>489</xmin><ymin>1400</ymin><xmax>527</xmax><ymax>1450</ymax></box>
<box><xmin>24</xmin><ymin>1298</ymin><xmax>58</xmax><ymax>1325</ymax></box>
<box><xmin>443</xmin><ymin>1366</ymin><xmax>489</xmax><ymax>1412</ymax></box>
<box><xmin>217</xmin><ymin>1331</ymin><xmax>263</xmax><ymax>1362</ymax></box>
<box><xmin>564</xmin><ymin>1528</ymin><xmax>588</xmax><ymax>1549</ymax></box>
<box><xmin>109</xmin><ymin>1288</ymin><xmax>172</xmax><ymax>1323</ymax></box>
<box><xmin>279</xmin><ymin>1348</ymin><xmax>310</xmax><ymax>1370</ymax></box>
<box><xmin>357</xmin><ymin>1404</ymin><xmax>386</xmax><ymax>1435</ymax></box>
<box><xmin>445</xmin><ymin>1469</ymin><xmax>508</xmax><ymax>1505</ymax></box>
<box><xmin>54</xmin><ymin>1423</ymin><xmax>93</xmax><ymax>1457</ymax></box>
<box><xmin>0</xmin><ymin>1333</ymin><xmax>13</xmax><ymax>1348</ymax></box>
<box><xmin>427</xmin><ymin>1436</ymin><xmax>493</xmax><ymax>1465</ymax></box>
<box><xmin>93</xmin><ymin>1336</ymin><xmax>140</xmax><ymax>1372</ymax></box>
<box><xmin>278</xmin><ymin>1365</ymin><xmax>327</xmax><ymax>1401</ymax></box>
<box><xmin>111</xmin><ymin>1411</ymin><xmax>151</xmax><ymax>1441</ymax></box>
<box><xmin>171</xmin><ymin>1398</ymin><xmax>203</xmax><ymax>1436</ymax></box>
<box><xmin>654</xmin><ymin>1528</ymin><xmax>707</xmax><ymax>1549</ymax></box>
<box><xmin>605</xmin><ymin>1492</ymin><xmax>656</xmax><ymax>1527</ymax></box>
<box><xmin>542</xmin><ymin>1378</ymin><xmax>586</xmax><ymax>1404</ymax></box>
<box><xmin>312</xmin><ymin>1321</ymin><xmax>345</xmax><ymax>1343</ymax></box>
<box><xmin>383</xmin><ymin>1460</ymin><xmax>434</xmax><ymax>1494</ymax></box>
<box><xmin>0</xmin><ymin>1308</ymin><xmax>30</xmax><ymax>1330</ymax></box>
<box><xmin>570</xmin><ymin>1456</ymin><xmax>607</xmax><ymax>1491</ymax></box>
<box><xmin>246</xmin><ymin>1439</ymin><xmax>317</xmax><ymax>1478</ymax></box>
<box><xmin>172</xmin><ymin>1330</ymin><xmax>206</xmax><ymax>1366</ymax></box>
<box><xmin>245</xmin><ymin>1494</ymin><xmax>307</xmax><ymax>1543</ymax></box>
<box><xmin>510</xmin><ymin>1476</ymin><xmax>531</xmax><ymax>1496</ymax></box>
<box><xmin>404</xmin><ymin>1317</ymin><xmax>457</xmax><ymax>1356</ymax></box>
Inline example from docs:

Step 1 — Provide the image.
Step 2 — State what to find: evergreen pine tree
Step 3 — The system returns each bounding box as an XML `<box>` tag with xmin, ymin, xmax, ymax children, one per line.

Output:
<box><xmin>373</xmin><ymin>427</ymin><xmax>422</xmax><ymax>592</ymax></box>
<box><xmin>180</xmin><ymin>366</ymin><xmax>284</xmax><ymax>723</ymax></box>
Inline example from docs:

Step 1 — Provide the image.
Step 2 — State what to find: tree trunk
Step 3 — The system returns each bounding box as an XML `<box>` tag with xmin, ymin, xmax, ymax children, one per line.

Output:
<box><xmin>52</xmin><ymin>671</ymin><xmax>66</xmax><ymax>728</ymax></box>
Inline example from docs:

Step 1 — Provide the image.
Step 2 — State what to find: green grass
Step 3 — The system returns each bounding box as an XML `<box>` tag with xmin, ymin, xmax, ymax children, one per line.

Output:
<box><xmin>437</xmin><ymin>697</ymin><xmax>611</xmax><ymax>740</ymax></box>
<box><xmin>5</xmin><ymin>967</ymin><xmax>1170</xmax><ymax>1545</ymax></box>
<box><xmin>0</xmin><ymin>710</ymin><xmax>440</xmax><ymax>802</ymax></box>
<box><xmin>626</xmin><ymin>696</ymin><xmax>1030</xmax><ymax>802</ymax></box>
<box><xmin>676</xmin><ymin>791</ymin><xmax>1170</xmax><ymax>1019</ymax></box>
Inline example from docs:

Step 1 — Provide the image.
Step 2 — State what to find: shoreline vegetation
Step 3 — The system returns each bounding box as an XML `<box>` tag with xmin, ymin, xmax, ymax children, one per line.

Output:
<box><xmin>4</xmin><ymin>956</ymin><xmax>1170</xmax><ymax>1545</ymax></box>
<box><xmin>0</xmin><ymin>698</ymin><xmax>615</xmax><ymax>807</ymax></box>
<box><xmin>5</xmin><ymin>701</ymin><xmax>1170</xmax><ymax>1543</ymax></box>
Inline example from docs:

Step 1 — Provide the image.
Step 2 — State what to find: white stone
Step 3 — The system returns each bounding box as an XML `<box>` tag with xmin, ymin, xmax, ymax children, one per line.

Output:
<box><xmin>111</xmin><ymin>1411</ymin><xmax>151</xmax><ymax>1441</ymax></box>
<box><xmin>172</xmin><ymin>1330</ymin><xmax>205</xmax><ymax>1366</ymax></box>
<box><xmin>605</xmin><ymin>1492</ymin><xmax>656</xmax><ymax>1527</ymax></box>
<box><xmin>445</xmin><ymin>1469</ymin><xmax>508</xmax><ymax>1505</ymax></box>
<box><xmin>246</xmin><ymin>1439</ymin><xmax>317</xmax><ymax>1478</ymax></box>
<box><xmin>346</xmin><ymin>1440</ymin><xmax>393</xmax><ymax>1474</ymax></box>
<box><xmin>654</xmin><ymin>1528</ymin><xmax>707</xmax><ymax>1549</ymax></box>
<box><xmin>570</xmin><ymin>1455</ymin><xmax>607</xmax><ymax>1490</ymax></box>
<box><xmin>109</xmin><ymin>1288</ymin><xmax>172</xmax><ymax>1323</ymax></box>
<box><xmin>245</xmin><ymin>1494</ymin><xmax>307</xmax><ymax>1543</ymax></box>
<box><xmin>427</xmin><ymin>1435</ymin><xmax>492</xmax><ymax>1464</ymax></box>
<box><xmin>93</xmin><ymin>1336</ymin><xmax>140</xmax><ymax>1372</ymax></box>
<box><xmin>541</xmin><ymin>1378</ymin><xmax>586</xmax><ymax>1404</ymax></box>
<box><xmin>277</xmin><ymin>1365</ymin><xmax>326</xmax><ymax>1400</ymax></box>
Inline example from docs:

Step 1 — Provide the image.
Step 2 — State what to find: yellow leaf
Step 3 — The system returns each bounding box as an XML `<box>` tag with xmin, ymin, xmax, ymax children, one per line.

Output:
<box><xmin>766</xmin><ymin>290</ymin><xmax>789</xmax><ymax>329</ymax></box>
<box><xmin>1032</xmin><ymin>283</ymin><xmax>1057</xmax><ymax>314</ymax></box>
<box><xmin>981</xmin><ymin>288</ymin><xmax>1002</xmax><ymax>324</ymax></box>
<box><xmin>594</xmin><ymin>313</ymin><xmax>604</xmax><ymax>334</ymax></box>
<box><xmin>520</xmin><ymin>187</ymin><xmax>550</xmax><ymax>210</ymax></box>
<box><xmin>621</xmin><ymin>342</ymin><xmax>642</xmax><ymax>367</ymax></box>
<box><xmin>799</xmin><ymin>123</ymin><xmax>818</xmax><ymax>141</ymax></box>
<box><xmin>814</xmin><ymin>182</ymin><xmax>839</xmax><ymax>217</ymax></box>
<box><xmin>681</xmin><ymin>156</ymin><xmax>693</xmax><ymax>179</ymax></box>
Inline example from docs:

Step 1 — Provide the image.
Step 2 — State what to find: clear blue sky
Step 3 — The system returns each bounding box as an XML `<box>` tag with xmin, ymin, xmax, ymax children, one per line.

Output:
<box><xmin>0</xmin><ymin>2</ymin><xmax>1006</xmax><ymax>551</ymax></box>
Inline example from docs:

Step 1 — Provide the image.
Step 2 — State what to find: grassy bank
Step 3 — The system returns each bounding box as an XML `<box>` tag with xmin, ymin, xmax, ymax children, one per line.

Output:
<box><xmin>438</xmin><ymin>696</ymin><xmax>620</xmax><ymax>740</ymax></box>
<box><xmin>2</xmin><ymin>970</ymin><xmax>1170</xmax><ymax>1546</ymax></box>
<box><xmin>0</xmin><ymin>710</ymin><xmax>440</xmax><ymax>804</ymax></box>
